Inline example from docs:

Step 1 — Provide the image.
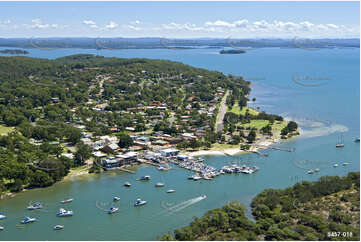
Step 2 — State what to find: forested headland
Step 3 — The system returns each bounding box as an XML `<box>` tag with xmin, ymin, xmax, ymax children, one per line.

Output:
<box><xmin>159</xmin><ymin>172</ymin><xmax>360</xmax><ymax>241</ymax></box>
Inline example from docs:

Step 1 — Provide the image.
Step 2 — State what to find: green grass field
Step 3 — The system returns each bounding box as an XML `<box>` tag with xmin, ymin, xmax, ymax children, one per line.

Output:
<box><xmin>228</xmin><ymin>104</ymin><xmax>259</xmax><ymax>116</ymax></box>
<box><xmin>0</xmin><ymin>125</ymin><xmax>15</xmax><ymax>135</ymax></box>
<box><xmin>239</xmin><ymin>120</ymin><xmax>269</xmax><ymax>129</ymax></box>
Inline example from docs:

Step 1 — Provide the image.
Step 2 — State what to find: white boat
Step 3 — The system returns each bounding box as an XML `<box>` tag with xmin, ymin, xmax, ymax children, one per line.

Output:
<box><xmin>54</xmin><ymin>225</ymin><xmax>64</xmax><ymax>230</ymax></box>
<box><xmin>57</xmin><ymin>208</ymin><xmax>73</xmax><ymax>217</ymax></box>
<box><xmin>192</xmin><ymin>175</ymin><xmax>202</xmax><ymax>180</ymax></box>
<box><xmin>108</xmin><ymin>207</ymin><xmax>119</xmax><ymax>214</ymax></box>
<box><xmin>315</xmin><ymin>168</ymin><xmax>320</xmax><ymax>172</ymax></box>
<box><xmin>342</xmin><ymin>162</ymin><xmax>350</xmax><ymax>166</ymax></box>
<box><xmin>0</xmin><ymin>214</ymin><xmax>6</xmax><ymax>220</ymax></box>
<box><xmin>21</xmin><ymin>216</ymin><xmax>36</xmax><ymax>224</ymax></box>
<box><xmin>140</xmin><ymin>175</ymin><xmax>150</xmax><ymax>181</ymax></box>
<box><xmin>0</xmin><ymin>226</ymin><xmax>3</xmax><ymax>230</ymax></box>
<box><xmin>307</xmin><ymin>170</ymin><xmax>314</xmax><ymax>174</ymax></box>
<box><xmin>113</xmin><ymin>197</ymin><xmax>120</xmax><ymax>201</ymax></box>
<box><xmin>134</xmin><ymin>198</ymin><xmax>147</xmax><ymax>206</ymax></box>
<box><xmin>201</xmin><ymin>195</ymin><xmax>207</xmax><ymax>199</ymax></box>
<box><xmin>166</xmin><ymin>189</ymin><xmax>176</xmax><ymax>193</ymax></box>
<box><xmin>124</xmin><ymin>182</ymin><xmax>131</xmax><ymax>187</ymax></box>
<box><xmin>155</xmin><ymin>182</ymin><xmax>165</xmax><ymax>187</ymax></box>
<box><xmin>60</xmin><ymin>198</ymin><xmax>73</xmax><ymax>204</ymax></box>
<box><xmin>334</xmin><ymin>164</ymin><xmax>339</xmax><ymax>167</ymax></box>
<box><xmin>27</xmin><ymin>202</ymin><xmax>42</xmax><ymax>210</ymax></box>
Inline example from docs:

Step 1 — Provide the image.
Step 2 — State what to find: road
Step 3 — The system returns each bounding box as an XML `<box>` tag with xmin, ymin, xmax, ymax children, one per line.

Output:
<box><xmin>215</xmin><ymin>90</ymin><xmax>230</xmax><ymax>133</ymax></box>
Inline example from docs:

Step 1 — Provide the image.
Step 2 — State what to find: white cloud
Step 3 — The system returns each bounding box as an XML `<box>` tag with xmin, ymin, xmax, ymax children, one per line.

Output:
<box><xmin>83</xmin><ymin>20</ymin><xmax>97</xmax><ymax>28</ymax></box>
<box><xmin>105</xmin><ymin>21</ymin><xmax>118</xmax><ymax>29</ymax></box>
<box><xmin>30</xmin><ymin>19</ymin><xmax>58</xmax><ymax>29</ymax></box>
<box><xmin>127</xmin><ymin>25</ymin><xmax>142</xmax><ymax>31</ymax></box>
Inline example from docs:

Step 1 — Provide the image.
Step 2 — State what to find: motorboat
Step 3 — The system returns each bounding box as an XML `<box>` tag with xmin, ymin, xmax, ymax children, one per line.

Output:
<box><xmin>188</xmin><ymin>176</ymin><xmax>194</xmax><ymax>180</ymax></box>
<box><xmin>336</xmin><ymin>144</ymin><xmax>344</xmax><ymax>148</ymax></box>
<box><xmin>21</xmin><ymin>216</ymin><xmax>36</xmax><ymax>224</ymax></box>
<box><xmin>27</xmin><ymin>202</ymin><xmax>43</xmax><ymax>210</ymax></box>
<box><xmin>315</xmin><ymin>168</ymin><xmax>320</xmax><ymax>172</ymax></box>
<box><xmin>192</xmin><ymin>175</ymin><xmax>202</xmax><ymax>181</ymax></box>
<box><xmin>342</xmin><ymin>162</ymin><xmax>350</xmax><ymax>166</ymax></box>
<box><xmin>355</xmin><ymin>138</ymin><xmax>360</xmax><ymax>142</ymax></box>
<box><xmin>307</xmin><ymin>170</ymin><xmax>314</xmax><ymax>174</ymax></box>
<box><xmin>201</xmin><ymin>195</ymin><xmax>207</xmax><ymax>199</ymax></box>
<box><xmin>0</xmin><ymin>214</ymin><xmax>6</xmax><ymax>220</ymax></box>
<box><xmin>134</xmin><ymin>198</ymin><xmax>147</xmax><ymax>206</ymax></box>
<box><xmin>124</xmin><ymin>182</ymin><xmax>131</xmax><ymax>187</ymax></box>
<box><xmin>334</xmin><ymin>164</ymin><xmax>338</xmax><ymax>167</ymax></box>
<box><xmin>140</xmin><ymin>175</ymin><xmax>150</xmax><ymax>181</ymax></box>
<box><xmin>166</xmin><ymin>189</ymin><xmax>176</xmax><ymax>193</ymax></box>
<box><xmin>155</xmin><ymin>182</ymin><xmax>165</xmax><ymax>187</ymax></box>
<box><xmin>57</xmin><ymin>208</ymin><xmax>73</xmax><ymax>217</ymax></box>
<box><xmin>108</xmin><ymin>206</ymin><xmax>119</xmax><ymax>214</ymax></box>
<box><xmin>54</xmin><ymin>225</ymin><xmax>64</xmax><ymax>230</ymax></box>
<box><xmin>113</xmin><ymin>197</ymin><xmax>120</xmax><ymax>201</ymax></box>
<box><xmin>0</xmin><ymin>226</ymin><xmax>3</xmax><ymax>230</ymax></box>
<box><xmin>60</xmin><ymin>198</ymin><xmax>73</xmax><ymax>204</ymax></box>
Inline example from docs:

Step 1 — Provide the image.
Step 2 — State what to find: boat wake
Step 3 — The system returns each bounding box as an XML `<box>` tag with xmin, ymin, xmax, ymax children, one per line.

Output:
<box><xmin>161</xmin><ymin>195</ymin><xmax>206</xmax><ymax>214</ymax></box>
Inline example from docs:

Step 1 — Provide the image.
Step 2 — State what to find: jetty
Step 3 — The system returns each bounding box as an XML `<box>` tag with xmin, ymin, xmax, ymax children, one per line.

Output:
<box><xmin>119</xmin><ymin>167</ymin><xmax>135</xmax><ymax>174</ymax></box>
<box><xmin>139</xmin><ymin>159</ymin><xmax>160</xmax><ymax>167</ymax></box>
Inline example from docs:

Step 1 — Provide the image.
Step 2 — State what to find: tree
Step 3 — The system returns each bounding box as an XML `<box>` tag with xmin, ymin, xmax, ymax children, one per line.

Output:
<box><xmin>74</xmin><ymin>142</ymin><xmax>92</xmax><ymax>166</ymax></box>
<box><xmin>247</xmin><ymin>130</ymin><xmax>256</xmax><ymax>143</ymax></box>
<box><xmin>30</xmin><ymin>170</ymin><xmax>54</xmax><ymax>187</ymax></box>
<box><xmin>118</xmin><ymin>134</ymin><xmax>133</xmax><ymax>148</ymax></box>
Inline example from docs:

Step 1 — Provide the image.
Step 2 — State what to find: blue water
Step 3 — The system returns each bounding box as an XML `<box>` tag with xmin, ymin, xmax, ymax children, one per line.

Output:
<box><xmin>0</xmin><ymin>47</ymin><xmax>359</xmax><ymax>240</ymax></box>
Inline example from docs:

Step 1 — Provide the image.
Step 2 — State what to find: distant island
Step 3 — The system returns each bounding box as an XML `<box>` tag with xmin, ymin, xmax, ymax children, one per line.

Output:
<box><xmin>220</xmin><ymin>49</ymin><xmax>246</xmax><ymax>54</ymax></box>
<box><xmin>0</xmin><ymin>49</ymin><xmax>29</xmax><ymax>55</ymax></box>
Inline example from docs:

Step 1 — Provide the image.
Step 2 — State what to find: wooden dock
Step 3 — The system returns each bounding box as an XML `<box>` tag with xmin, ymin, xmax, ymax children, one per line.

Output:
<box><xmin>119</xmin><ymin>167</ymin><xmax>135</xmax><ymax>174</ymax></box>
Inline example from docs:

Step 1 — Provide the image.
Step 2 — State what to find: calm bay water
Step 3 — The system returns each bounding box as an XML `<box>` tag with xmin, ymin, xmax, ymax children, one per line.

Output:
<box><xmin>0</xmin><ymin>47</ymin><xmax>359</xmax><ymax>240</ymax></box>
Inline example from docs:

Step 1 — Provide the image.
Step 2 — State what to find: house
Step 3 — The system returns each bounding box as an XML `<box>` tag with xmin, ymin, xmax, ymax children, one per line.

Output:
<box><xmin>62</xmin><ymin>153</ymin><xmax>74</xmax><ymax>159</ymax></box>
<box><xmin>152</xmin><ymin>140</ymin><xmax>169</xmax><ymax>146</ymax></box>
<box><xmin>159</xmin><ymin>148</ymin><xmax>180</xmax><ymax>157</ymax></box>
<box><xmin>116</xmin><ymin>152</ymin><xmax>138</xmax><ymax>166</ymax></box>
<box><xmin>92</xmin><ymin>151</ymin><xmax>107</xmax><ymax>158</ymax></box>
<box><xmin>103</xmin><ymin>157</ymin><xmax>119</xmax><ymax>170</ymax></box>
<box><xmin>101</xmin><ymin>143</ymin><xmax>119</xmax><ymax>154</ymax></box>
<box><xmin>125</xmin><ymin>127</ymin><xmax>135</xmax><ymax>132</ymax></box>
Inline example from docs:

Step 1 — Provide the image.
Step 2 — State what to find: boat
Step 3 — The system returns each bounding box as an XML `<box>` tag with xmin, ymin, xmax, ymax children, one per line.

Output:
<box><xmin>192</xmin><ymin>175</ymin><xmax>202</xmax><ymax>181</ymax></box>
<box><xmin>166</xmin><ymin>189</ymin><xmax>176</xmax><ymax>193</ymax></box>
<box><xmin>336</xmin><ymin>135</ymin><xmax>344</xmax><ymax>148</ymax></box>
<box><xmin>342</xmin><ymin>162</ymin><xmax>350</xmax><ymax>166</ymax></box>
<box><xmin>57</xmin><ymin>208</ymin><xmax>73</xmax><ymax>217</ymax></box>
<box><xmin>201</xmin><ymin>195</ymin><xmax>207</xmax><ymax>199</ymax></box>
<box><xmin>155</xmin><ymin>182</ymin><xmax>165</xmax><ymax>187</ymax></box>
<box><xmin>60</xmin><ymin>198</ymin><xmax>73</xmax><ymax>204</ymax></box>
<box><xmin>354</xmin><ymin>138</ymin><xmax>360</xmax><ymax>142</ymax></box>
<box><xmin>124</xmin><ymin>182</ymin><xmax>131</xmax><ymax>187</ymax></box>
<box><xmin>315</xmin><ymin>168</ymin><xmax>320</xmax><ymax>172</ymax></box>
<box><xmin>307</xmin><ymin>170</ymin><xmax>314</xmax><ymax>174</ymax></box>
<box><xmin>0</xmin><ymin>226</ymin><xmax>3</xmax><ymax>230</ymax></box>
<box><xmin>188</xmin><ymin>176</ymin><xmax>194</xmax><ymax>180</ymax></box>
<box><xmin>140</xmin><ymin>175</ymin><xmax>150</xmax><ymax>181</ymax></box>
<box><xmin>108</xmin><ymin>206</ymin><xmax>119</xmax><ymax>214</ymax></box>
<box><xmin>53</xmin><ymin>225</ymin><xmax>64</xmax><ymax>230</ymax></box>
<box><xmin>27</xmin><ymin>202</ymin><xmax>43</xmax><ymax>210</ymax></box>
<box><xmin>0</xmin><ymin>214</ymin><xmax>6</xmax><ymax>220</ymax></box>
<box><xmin>21</xmin><ymin>216</ymin><xmax>36</xmax><ymax>224</ymax></box>
<box><xmin>134</xmin><ymin>198</ymin><xmax>147</xmax><ymax>206</ymax></box>
<box><xmin>334</xmin><ymin>164</ymin><xmax>338</xmax><ymax>167</ymax></box>
<box><xmin>113</xmin><ymin>196</ymin><xmax>120</xmax><ymax>201</ymax></box>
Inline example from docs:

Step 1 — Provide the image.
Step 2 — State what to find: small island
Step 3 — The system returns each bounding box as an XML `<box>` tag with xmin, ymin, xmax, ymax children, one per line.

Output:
<box><xmin>220</xmin><ymin>49</ymin><xmax>246</xmax><ymax>54</ymax></box>
<box><xmin>0</xmin><ymin>49</ymin><xmax>29</xmax><ymax>55</ymax></box>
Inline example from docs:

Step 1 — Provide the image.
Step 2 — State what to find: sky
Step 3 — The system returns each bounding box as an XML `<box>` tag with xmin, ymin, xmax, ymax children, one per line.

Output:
<box><xmin>0</xmin><ymin>1</ymin><xmax>359</xmax><ymax>38</ymax></box>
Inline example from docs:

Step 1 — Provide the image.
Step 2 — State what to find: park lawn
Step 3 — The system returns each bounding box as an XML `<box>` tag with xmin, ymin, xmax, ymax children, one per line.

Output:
<box><xmin>228</xmin><ymin>104</ymin><xmax>259</xmax><ymax>116</ymax></box>
<box><xmin>272</xmin><ymin>120</ymin><xmax>289</xmax><ymax>131</ymax></box>
<box><xmin>239</xmin><ymin>120</ymin><xmax>269</xmax><ymax>129</ymax></box>
<box><xmin>0</xmin><ymin>125</ymin><xmax>15</xmax><ymax>135</ymax></box>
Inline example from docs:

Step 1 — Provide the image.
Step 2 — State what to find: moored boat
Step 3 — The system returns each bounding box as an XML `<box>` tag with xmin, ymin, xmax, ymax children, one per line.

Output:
<box><xmin>166</xmin><ymin>189</ymin><xmax>176</xmax><ymax>193</ymax></box>
<box><xmin>155</xmin><ymin>182</ymin><xmax>165</xmax><ymax>187</ymax></box>
<box><xmin>21</xmin><ymin>216</ymin><xmax>36</xmax><ymax>224</ymax></box>
<box><xmin>57</xmin><ymin>208</ymin><xmax>73</xmax><ymax>217</ymax></box>
<box><xmin>140</xmin><ymin>175</ymin><xmax>150</xmax><ymax>181</ymax></box>
<box><xmin>113</xmin><ymin>196</ymin><xmax>120</xmax><ymax>201</ymax></box>
<box><xmin>27</xmin><ymin>202</ymin><xmax>42</xmax><ymax>210</ymax></box>
<box><xmin>54</xmin><ymin>225</ymin><xmax>64</xmax><ymax>230</ymax></box>
<box><xmin>60</xmin><ymin>198</ymin><xmax>73</xmax><ymax>204</ymax></box>
<box><xmin>307</xmin><ymin>169</ymin><xmax>314</xmax><ymax>174</ymax></box>
<box><xmin>0</xmin><ymin>214</ymin><xmax>6</xmax><ymax>220</ymax></box>
<box><xmin>0</xmin><ymin>225</ymin><xmax>3</xmax><ymax>230</ymax></box>
<box><xmin>334</xmin><ymin>164</ymin><xmax>339</xmax><ymax>167</ymax></box>
<box><xmin>124</xmin><ymin>182</ymin><xmax>131</xmax><ymax>187</ymax></box>
<box><xmin>134</xmin><ymin>198</ymin><xmax>147</xmax><ymax>206</ymax></box>
<box><xmin>108</xmin><ymin>206</ymin><xmax>119</xmax><ymax>214</ymax></box>
<box><xmin>342</xmin><ymin>162</ymin><xmax>350</xmax><ymax>166</ymax></box>
<box><xmin>315</xmin><ymin>168</ymin><xmax>320</xmax><ymax>172</ymax></box>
